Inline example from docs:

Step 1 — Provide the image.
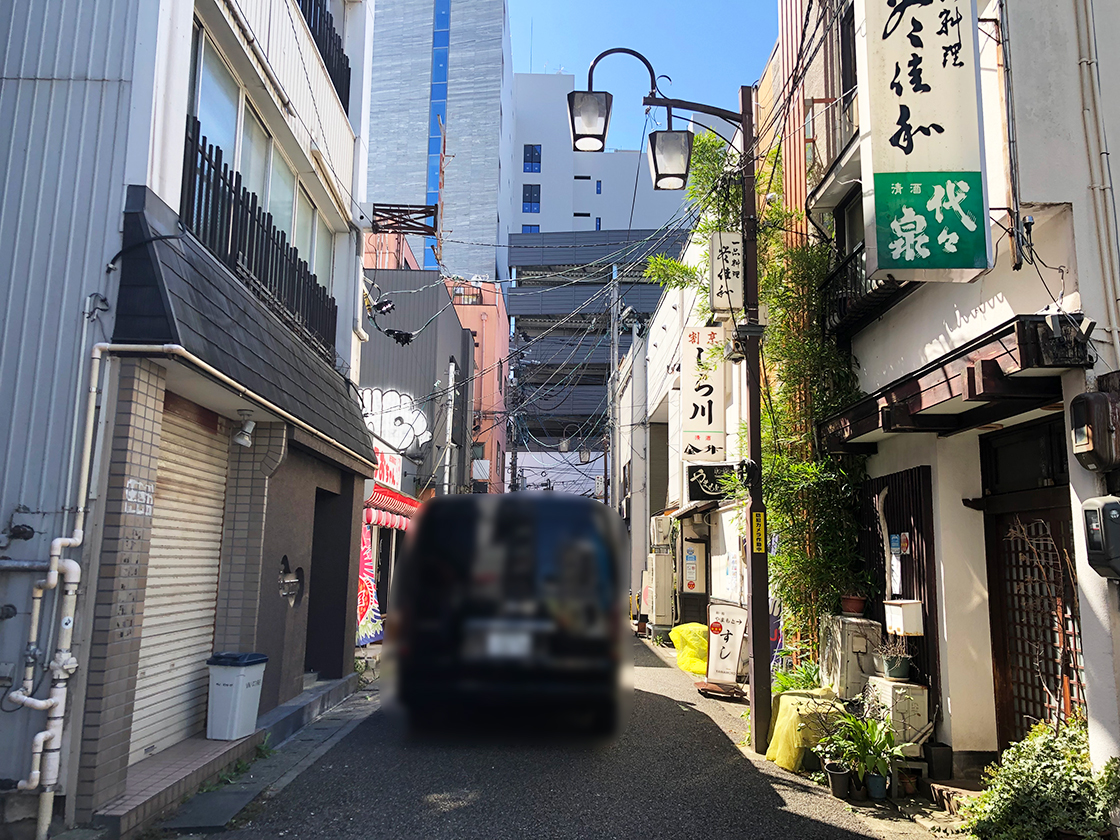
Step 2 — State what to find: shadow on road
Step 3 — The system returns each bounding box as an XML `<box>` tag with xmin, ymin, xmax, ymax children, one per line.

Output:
<box><xmin>224</xmin><ymin>683</ymin><xmax>878</xmax><ymax>840</ymax></box>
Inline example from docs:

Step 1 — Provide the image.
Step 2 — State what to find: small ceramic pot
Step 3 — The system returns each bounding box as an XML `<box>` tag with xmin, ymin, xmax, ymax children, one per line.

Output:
<box><xmin>840</xmin><ymin>595</ymin><xmax>867</xmax><ymax>616</ymax></box>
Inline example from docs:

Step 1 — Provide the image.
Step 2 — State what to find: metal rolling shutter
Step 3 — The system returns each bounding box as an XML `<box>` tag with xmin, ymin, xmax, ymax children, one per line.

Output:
<box><xmin>129</xmin><ymin>399</ymin><xmax>229</xmax><ymax>765</ymax></box>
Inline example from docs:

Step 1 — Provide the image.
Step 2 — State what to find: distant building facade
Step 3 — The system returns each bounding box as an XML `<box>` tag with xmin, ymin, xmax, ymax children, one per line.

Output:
<box><xmin>366</xmin><ymin>0</ymin><xmax>513</xmax><ymax>280</ymax></box>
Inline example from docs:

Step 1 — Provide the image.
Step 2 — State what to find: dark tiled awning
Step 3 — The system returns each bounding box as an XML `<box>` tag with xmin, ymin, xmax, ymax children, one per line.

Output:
<box><xmin>113</xmin><ymin>186</ymin><xmax>377</xmax><ymax>473</ymax></box>
<box><xmin>817</xmin><ymin>315</ymin><xmax>1093</xmax><ymax>455</ymax></box>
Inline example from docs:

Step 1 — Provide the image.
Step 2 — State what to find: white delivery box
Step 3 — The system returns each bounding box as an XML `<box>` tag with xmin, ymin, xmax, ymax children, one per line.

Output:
<box><xmin>206</xmin><ymin>652</ymin><xmax>268</xmax><ymax>740</ymax></box>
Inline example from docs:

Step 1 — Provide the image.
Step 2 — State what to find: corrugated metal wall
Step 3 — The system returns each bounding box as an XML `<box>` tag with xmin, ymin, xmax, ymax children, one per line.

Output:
<box><xmin>0</xmin><ymin>0</ymin><xmax>141</xmax><ymax>782</ymax></box>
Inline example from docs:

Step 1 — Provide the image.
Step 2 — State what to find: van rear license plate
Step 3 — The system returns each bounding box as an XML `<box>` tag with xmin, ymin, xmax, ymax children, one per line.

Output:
<box><xmin>486</xmin><ymin>630</ymin><xmax>531</xmax><ymax>658</ymax></box>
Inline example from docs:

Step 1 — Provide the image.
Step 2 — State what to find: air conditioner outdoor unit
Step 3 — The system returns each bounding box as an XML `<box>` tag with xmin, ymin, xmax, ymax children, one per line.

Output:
<box><xmin>641</xmin><ymin>553</ymin><xmax>674</xmax><ymax>626</ymax></box>
<box><xmin>650</xmin><ymin>515</ymin><xmax>673</xmax><ymax>547</ymax></box>
<box><xmin>820</xmin><ymin>615</ymin><xmax>881</xmax><ymax>700</ymax></box>
<box><xmin>866</xmin><ymin>676</ymin><xmax>929</xmax><ymax>757</ymax></box>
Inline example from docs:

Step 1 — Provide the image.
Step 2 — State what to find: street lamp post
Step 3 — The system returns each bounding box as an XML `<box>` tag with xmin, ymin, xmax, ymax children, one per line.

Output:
<box><xmin>567</xmin><ymin>51</ymin><xmax>771</xmax><ymax>753</ymax></box>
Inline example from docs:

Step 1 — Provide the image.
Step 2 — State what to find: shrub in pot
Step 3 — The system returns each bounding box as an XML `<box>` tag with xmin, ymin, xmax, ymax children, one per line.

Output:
<box><xmin>875</xmin><ymin>632</ymin><xmax>913</xmax><ymax>682</ymax></box>
<box><xmin>820</xmin><ymin>712</ymin><xmax>908</xmax><ymax>802</ymax></box>
<box><xmin>816</xmin><ymin>732</ymin><xmax>856</xmax><ymax>799</ymax></box>
<box><xmin>961</xmin><ymin>718</ymin><xmax>1120</xmax><ymax>840</ymax></box>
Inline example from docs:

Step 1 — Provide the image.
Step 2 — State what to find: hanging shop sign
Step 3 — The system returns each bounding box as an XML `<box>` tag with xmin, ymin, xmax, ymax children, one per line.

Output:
<box><xmin>373</xmin><ymin>445</ymin><xmax>402</xmax><ymax>490</ymax></box>
<box><xmin>681</xmin><ymin>322</ymin><xmax>727</xmax><ymax>462</ymax></box>
<box><xmin>857</xmin><ymin>0</ymin><xmax>991</xmax><ymax>282</ymax></box>
<box><xmin>708</xmin><ymin>232</ymin><xmax>744</xmax><ymax>316</ymax></box>
<box><xmin>686</xmin><ymin>462</ymin><xmax>736</xmax><ymax>504</ymax></box>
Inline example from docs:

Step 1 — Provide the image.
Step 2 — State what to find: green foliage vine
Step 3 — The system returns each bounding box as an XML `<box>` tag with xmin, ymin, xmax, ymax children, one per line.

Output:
<box><xmin>646</xmin><ymin>132</ymin><xmax>868</xmax><ymax>654</ymax></box>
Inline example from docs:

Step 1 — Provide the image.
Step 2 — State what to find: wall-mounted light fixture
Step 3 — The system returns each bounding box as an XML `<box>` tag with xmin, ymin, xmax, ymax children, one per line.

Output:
<box><xmin>233</xmin><ymin>410</ymin><xmax>256</xmax><ymax>448</ymax></box>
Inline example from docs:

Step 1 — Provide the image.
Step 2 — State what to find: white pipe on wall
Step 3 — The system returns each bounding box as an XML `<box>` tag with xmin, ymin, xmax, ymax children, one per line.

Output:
<box><xmin>1</xmin><ymin>341</ymin><xmax>375</xmax><ymax>839</ymax></box>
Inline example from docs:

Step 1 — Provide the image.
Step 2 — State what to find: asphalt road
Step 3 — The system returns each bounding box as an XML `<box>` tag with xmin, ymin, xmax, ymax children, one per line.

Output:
<box><xmin>223</xmin><ymin>639</ymin><xmax>900</xmax><ymax>839</ymax></box>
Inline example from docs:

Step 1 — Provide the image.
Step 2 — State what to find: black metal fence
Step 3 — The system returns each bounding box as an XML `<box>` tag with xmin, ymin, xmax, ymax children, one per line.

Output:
<box><xmin>180</xmin><ymin>117</ymin><xmax>337</xmax><ymax>358</ymax></box>
<box><xmin>820</xmin><ymin>243</ymin><xmax>910</xmax><ymax>339</ymax></box>
<box><xmin>296</xmin><ymin>0</ymin><xmax>351</xmax><ymax>112</ymax></box>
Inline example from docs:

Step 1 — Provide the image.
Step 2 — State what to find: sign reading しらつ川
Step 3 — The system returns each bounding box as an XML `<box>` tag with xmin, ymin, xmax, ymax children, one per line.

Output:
<box><xmin>857</xmin><ymin>0</ymin><xmax>992</xmax><ymax>281</ymax></box>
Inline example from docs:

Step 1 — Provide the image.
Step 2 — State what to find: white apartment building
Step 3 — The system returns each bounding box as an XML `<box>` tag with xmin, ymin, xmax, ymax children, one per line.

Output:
<box><xmin>510</xmin><ymin>73</ymin><xmax>685</xmax><ymax>235</ymax></box>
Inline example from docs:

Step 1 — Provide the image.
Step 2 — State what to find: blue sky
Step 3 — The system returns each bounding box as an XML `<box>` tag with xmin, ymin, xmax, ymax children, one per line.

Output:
<box><xmin>506</xmin><ymin>0</ymin><xmax>779</xmax><ymax>152</ymax></box>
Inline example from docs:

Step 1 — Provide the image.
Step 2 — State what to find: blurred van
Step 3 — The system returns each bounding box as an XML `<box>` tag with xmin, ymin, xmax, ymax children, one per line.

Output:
<box><xmin>387</xmin><ymin>492</ymin><xmax>628</xmax><ymax>730</ymax></box>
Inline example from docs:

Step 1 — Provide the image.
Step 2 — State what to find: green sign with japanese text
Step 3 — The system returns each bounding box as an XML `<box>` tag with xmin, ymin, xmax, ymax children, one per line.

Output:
<box><xmin>874</xmin><ymin>171</ymin><xmax>986</xmax><ymax>271</ymax></box>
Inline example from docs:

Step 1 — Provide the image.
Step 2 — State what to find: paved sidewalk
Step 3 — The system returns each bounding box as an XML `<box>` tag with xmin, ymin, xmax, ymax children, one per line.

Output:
<box><xmin>637</xmin><ymin>638</ymin><xmax>937</xmax><ymax>840</ymax></box>
<box><xmin>155</xmin><ymin>683</ymin><xmax>382</xmax><ymax>837</ymax></box>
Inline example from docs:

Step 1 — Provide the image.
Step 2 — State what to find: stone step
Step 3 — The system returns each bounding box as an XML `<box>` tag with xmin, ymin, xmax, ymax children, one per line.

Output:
<box><xmin>924</xmin><ymin>778</ymin><xmax>985</xmax><ymax>816</ymax></box>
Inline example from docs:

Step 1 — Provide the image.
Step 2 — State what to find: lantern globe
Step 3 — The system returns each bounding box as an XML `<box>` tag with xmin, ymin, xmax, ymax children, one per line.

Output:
<box><xmin>567</xmin><ymin>90</ymin><xmax>613</xmax><ymax>152</ymax></box>
<box><xmin>648</xmin><ymin>129</ymin><xmax>693</xmax><ymax>190</ymax></box>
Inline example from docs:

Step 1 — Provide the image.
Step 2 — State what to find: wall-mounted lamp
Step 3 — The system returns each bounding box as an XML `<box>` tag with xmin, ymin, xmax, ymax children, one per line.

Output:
<box><xmin>233</xmin><ymin>410</ymin><xmax>256</xmax><ymax>448</ymax></box>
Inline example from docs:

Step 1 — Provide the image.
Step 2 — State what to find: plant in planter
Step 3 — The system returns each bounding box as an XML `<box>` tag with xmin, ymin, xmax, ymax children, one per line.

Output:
<box><xmin>839</xmin><ymin>568</ymin><xmax>879</xmax><ymax>616</ymax></box>
<box><xmin>815</xmin><ymin>728</ymin><xmax>857</xmax><ymax>799</ymax></box>
<box><xmin>875</xmin><ymin>632</ymin><xmax>913</xmax><ymax>681</ymax></box>
<box><xmin>962</xmin><ymin>718</ymin><xmax>1120</xmax><ymax>840</ymax></box>
<box><xmin>818</xmin><ymin>711</ymin><xmax>909</xmax><ymax>801</ymax></box>
<box><xmin>847</xmin><ymin>715</ymin><xmax>909</xmax><ymax>800</ymax></box>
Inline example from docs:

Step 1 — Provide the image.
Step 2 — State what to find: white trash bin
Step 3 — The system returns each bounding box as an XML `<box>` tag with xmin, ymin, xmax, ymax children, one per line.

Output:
<box><xmin>206</xmin><ymin>652</ymin><xmax>268</xmax><ymax>740</ymax></box>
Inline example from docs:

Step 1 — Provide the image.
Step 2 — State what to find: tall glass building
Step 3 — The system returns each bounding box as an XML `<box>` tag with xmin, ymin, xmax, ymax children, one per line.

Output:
<box><xmin>366</xmin><ymin>0</ymin><xmax>513</xmax><ymax>280</ymax></box>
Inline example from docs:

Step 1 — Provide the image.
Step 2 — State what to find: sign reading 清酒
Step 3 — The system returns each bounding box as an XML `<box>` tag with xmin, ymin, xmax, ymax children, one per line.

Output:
<box><xmin>857</xmin><ymin>0</ymin><xmax>992</xmax><ymax>281</ymax></box>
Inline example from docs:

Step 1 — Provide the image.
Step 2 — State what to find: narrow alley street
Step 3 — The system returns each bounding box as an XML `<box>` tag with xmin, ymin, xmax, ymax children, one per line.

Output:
<box><xmin>164</xmin><ymin>639</ymin><xmax>929</xmax><ymax>840</ymax></box>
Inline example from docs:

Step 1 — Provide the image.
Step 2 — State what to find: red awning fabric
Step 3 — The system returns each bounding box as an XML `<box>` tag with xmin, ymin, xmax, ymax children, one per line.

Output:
<box><xmin>365</xmin><ymin>507</ymin><xmax>409</xmax><ymax>531</ymax></box>
<box><xmin>364</xmin><ymin>485</ymin><xmax>420</xmax><ymax>532</ymax></box>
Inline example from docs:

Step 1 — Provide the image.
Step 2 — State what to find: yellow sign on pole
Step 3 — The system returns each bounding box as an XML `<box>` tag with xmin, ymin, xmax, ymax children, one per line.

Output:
<box><xmin>751</xmin><ymin>511</ymin><xmax>766</xmax><ymax>555</ymax></box>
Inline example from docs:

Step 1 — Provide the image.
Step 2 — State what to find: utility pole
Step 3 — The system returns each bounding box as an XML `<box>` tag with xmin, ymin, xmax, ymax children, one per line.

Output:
<box><xmin>608</xmin><ymin>264</ymin><xmax>619</xmax><ymax>510</ymax></box>
<box><xmin>509</xmin><ymin>417</ymin><xmax>519</xmax><ymax>491</ymax></box>
<box><xmin>738</xmin><ymin>85</ymin><xmax>772</xmax><ymax>753</ymax></box>
<box><xmin>631</xmin><ymin>319</ymin><xmax>648</xmax><ymax>613</ymax></box>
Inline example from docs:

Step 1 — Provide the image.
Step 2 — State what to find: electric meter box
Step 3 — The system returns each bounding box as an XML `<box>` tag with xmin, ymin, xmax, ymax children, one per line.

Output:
<box><xmin>1070</xmin><ymin>392</ymin><xmax>1120</xmax><ymax>472</ymax></box>
<box><xmin>1083</xmin><ymin>495</ymin><xmax>1120</xmax><ymax>578</ymax></box>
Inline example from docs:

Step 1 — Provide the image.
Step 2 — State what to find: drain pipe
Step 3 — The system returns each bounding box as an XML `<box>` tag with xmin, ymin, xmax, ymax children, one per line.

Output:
<box><xmin>4</xmin><ymin>340</ymin><xmax>105</xmax><ymax>840</ymax></box>
<box><xmin>2</xmin><ymin>341</ymin><xmax>377</xmax><ymax>839</ymax></box>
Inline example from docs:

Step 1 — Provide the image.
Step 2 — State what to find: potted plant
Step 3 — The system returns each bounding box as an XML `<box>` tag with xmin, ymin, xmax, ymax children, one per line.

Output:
<box><xmin>815</xmin><ymin>730</ymin><xmax>855</xmax><ymax>799</ymax></box>
<box><xmin>876</xmin><ymin>632</ymin><xmax>913</xmax><ymax>681</ymax></box>
<box><xmin>839</xmin><ymin>568</ymin><xmax>878</xmax><ymax>617</ymax></box>
<box><xmin>848</xmin><ymin>715</ymin><xmax>909</xmax><ymax>801</ymax></box>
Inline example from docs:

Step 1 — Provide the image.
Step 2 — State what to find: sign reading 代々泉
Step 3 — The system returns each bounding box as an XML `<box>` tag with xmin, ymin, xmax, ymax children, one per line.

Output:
<box><xmin>857</xmin><ymin>0</ymin><xmax>992</xmax><ymax>281</ymax></box>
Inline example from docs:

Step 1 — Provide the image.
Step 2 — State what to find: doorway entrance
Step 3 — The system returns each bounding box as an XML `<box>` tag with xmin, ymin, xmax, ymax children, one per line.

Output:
<box><xmin>981</xmin><ymin>418</ymin><xmax>1085</xmax><ymax>750</ymax></box>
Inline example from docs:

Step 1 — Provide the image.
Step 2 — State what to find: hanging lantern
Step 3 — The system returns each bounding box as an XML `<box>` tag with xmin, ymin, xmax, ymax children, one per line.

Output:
<box><xmin>647</xmin><ymin>129</ymin><xmax>693</xmax><ymax>190</ymax></box>
<box><xmin>567</xmin><ymin>90</ymin><xmax>613</xmax><ymax>152</ymax></box>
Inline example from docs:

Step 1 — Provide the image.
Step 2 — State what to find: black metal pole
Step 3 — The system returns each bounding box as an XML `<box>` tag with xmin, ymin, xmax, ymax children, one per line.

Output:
<box><xmin>740</xmin><ymin>84</ymin><xmax>772</xmax><ymax>754</ymax></box>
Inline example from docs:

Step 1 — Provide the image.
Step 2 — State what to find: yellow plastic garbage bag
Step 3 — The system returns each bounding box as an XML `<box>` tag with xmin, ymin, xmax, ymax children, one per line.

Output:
<box><xmin>668</xmin><ymin>622</ymin><xmax>708</xmax><ymax>675</ymax></box>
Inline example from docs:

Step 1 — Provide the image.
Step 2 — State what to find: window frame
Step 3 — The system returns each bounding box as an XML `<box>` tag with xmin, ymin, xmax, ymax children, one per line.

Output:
<box><xmin>189</xmin><ymin>23</ymin><xmax>334</xmax><ymax>291</ymax></box>
<box><xmin>522</xmin><ymin>184</ymin><xmax>540</xmax><ymax>214</ymax></box>
<box><xmin>523</xmin><ymin>144</ymin><xmax>541</xmax><ymax>173</ymax></box>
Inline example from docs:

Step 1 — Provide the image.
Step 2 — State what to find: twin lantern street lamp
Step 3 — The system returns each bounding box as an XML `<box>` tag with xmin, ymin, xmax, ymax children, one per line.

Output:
<box><xmin>566</xmin><ymin>48</ymin><xmax>694</xmax><ymax>190</ymax></box>
<box><xmin>567</xmin><ymin>48</ymin><xmax>773</xmax><ymax>755</ymax></box>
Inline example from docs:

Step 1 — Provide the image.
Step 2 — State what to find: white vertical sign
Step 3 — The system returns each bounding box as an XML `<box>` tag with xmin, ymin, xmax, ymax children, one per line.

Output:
<box><xmin>708</xmin><ymin>232</ymin><xmax>744</xmax><ymax>315</ymax></box>
<box><xmin>680</xmin><ymin>323</ymin><xmax>727</xmax><ymax>462</ymax></box>
<box><xmin>856</xmin><ymin>0</ymin><xmax>992</xmax><ymax>282</ymax></box>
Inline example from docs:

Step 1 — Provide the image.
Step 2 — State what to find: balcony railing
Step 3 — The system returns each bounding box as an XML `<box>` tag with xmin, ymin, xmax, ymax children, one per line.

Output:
<box><xmin>820</xmin><ymin>243</ymin><xmax>910</xmax><ymax>339</ymax></box>
<box><xmin>453</xmin><ymin>285</ymin><xmax>484</xmax><ymax>305</ymax></box>
<box><xmin>807</xmin><ymin>92</ymin><xmax>859</xmax><ymax>193</ymax></box>
<box><xmin>296</xmin><ymin>0</ymin><xmax>351</xmax><ymax>112</ymax></box>
<box><xmin>180</xmin><ymin>117</ymin><xmax>338</xmax><ymax>359</ymax></box>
